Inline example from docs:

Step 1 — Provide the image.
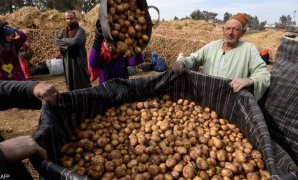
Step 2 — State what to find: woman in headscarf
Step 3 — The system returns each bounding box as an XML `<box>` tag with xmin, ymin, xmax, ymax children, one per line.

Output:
<box><xmin>0</xmin><ymin>25</ymin><xmax>27</xmax><ymax>80</ymax></box>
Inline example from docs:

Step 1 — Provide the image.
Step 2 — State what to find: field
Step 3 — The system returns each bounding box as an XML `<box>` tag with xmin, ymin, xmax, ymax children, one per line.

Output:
<box><xmin>0</xmin><ymin>6</ymin><xmax>290</xmax><ymax>178</ymax></box>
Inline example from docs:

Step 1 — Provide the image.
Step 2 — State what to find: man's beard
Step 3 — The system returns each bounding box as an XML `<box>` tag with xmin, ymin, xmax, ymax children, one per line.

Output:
<box><xmin>224</xmin><ymin>37</ymin><xmax>238</xmax><ymax>46</ymax></box>
<box><xmin>67</xmin><ymin>21</ymin><xmax>78</xmax><ymax>29</ymax></box>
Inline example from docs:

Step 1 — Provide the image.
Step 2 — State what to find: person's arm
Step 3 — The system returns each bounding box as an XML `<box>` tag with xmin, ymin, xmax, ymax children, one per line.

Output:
<box><xmin>0</xmin><ymin>136</ymin><xmax>47</xmax><ymax>164</ymax></box>
<box><xmin>127</xmin><ymin>53</ymin><xmax>144</xmax><ymax>66</ymax></box>
<box><xmin>247</xmin><ymin>46</ymin><xmax>271</xmax><ymax>101</ymax></box>
<box><xmin>0</xmin><ymin>81</ymin><xmax>40</xmax><ymax>110</ymax></box>
<box><xmin>181</xmin><ymin>45</ymin><xmax>207</xmax><ymax>69</ymax></box>
<box><xmin>89</xmin><ymin>20</ymin><xmax>104</xmax><ymax>69</ymax></box>
<box><xmin>230</xmin><ymin>45</ymin><xmax>271</xmax><ymax>101</ymax></box>
<box><xmin>14</xmin><ymin>29</ymin><xmax>27</xmax><ymax>49</ymax></box>
<box><xmin>0</xmin><ymin>81</ymin><xmax>58</xmax><ymax>110</ymax></box>
<box><xmin>0</xmin><ymin>135</ymin><xmax>47</xmax><ymax>178</ymax></box>
<box><xmin>0</xmin><ymin>147</ymin><xmax>10</xmax><ymax>179</ymax></box>
<box><xmin>55</xmin><ymin>28</ymin><xmax>86</xmax><ymax>48</ymax></box>
<box><xmin>55</xmin><ymin>29</ymin><xmax>67</xmax><ymax>50</ymax></box>
<box><xmin>173</xmin><ymin>45</ymin><xmax>207</xmax><ymax>75</ymax></box>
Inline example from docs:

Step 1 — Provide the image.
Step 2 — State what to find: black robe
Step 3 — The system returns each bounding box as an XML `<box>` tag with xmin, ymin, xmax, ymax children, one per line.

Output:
<box><xmin>55</xmin><ymin>26</ymin><xmax>91</xmax><ymax>91</ymax></box>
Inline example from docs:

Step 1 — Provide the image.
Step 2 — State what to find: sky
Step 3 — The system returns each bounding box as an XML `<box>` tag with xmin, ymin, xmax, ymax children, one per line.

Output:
<box><xmin>146</xmin><ymin>0</ymin><xmax>298</xmax><ymax>24</ymax></box>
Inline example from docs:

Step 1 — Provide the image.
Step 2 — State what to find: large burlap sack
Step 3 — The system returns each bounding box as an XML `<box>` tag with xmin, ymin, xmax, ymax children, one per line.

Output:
<box><xmin>32</xmin><ymin>68</ymin><xmax>297</xmax><ymax>179</ymax></box>
<box><xmin>259</xmin><ymin>36</ymin><xmax>298</xmax><ymax>165</ymax></box>
<box><xmin>46</xmin><ymin>58</ymin><xmax>64</xmax><ymax>76</ymax></box>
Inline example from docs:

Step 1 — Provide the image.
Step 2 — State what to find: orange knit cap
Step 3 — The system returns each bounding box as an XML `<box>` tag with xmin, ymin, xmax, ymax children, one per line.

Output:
<box><xmin>228</xmin><ymin>13</ymin><xmax>249</xmax><ymax>28</ymax></box>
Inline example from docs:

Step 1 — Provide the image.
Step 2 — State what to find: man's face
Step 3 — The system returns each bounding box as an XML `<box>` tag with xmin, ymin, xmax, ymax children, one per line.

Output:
<box><xmin>223</xmin><ymin>19</ymin><xmax>245</xmax><ymax>45</ymax></box>
<box><xmin>64</xmin><ymin>12</ymin><xmax>76</xmax><ymax>26</ymax></box>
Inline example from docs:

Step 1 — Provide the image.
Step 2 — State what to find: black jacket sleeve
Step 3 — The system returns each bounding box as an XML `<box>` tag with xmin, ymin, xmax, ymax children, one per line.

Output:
<box><xmin>92</xmin><ymin>19</ymin><xmax>104</xmax><ymax>49</ymax></box>
<box><xmin>0</xmin><ymin>80</ymin><xmax>42</xmax><ymax>110</ymax></box>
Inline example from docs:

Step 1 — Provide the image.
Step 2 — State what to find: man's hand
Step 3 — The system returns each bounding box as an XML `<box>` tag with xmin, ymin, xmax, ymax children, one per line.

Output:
<box><xmin>172</xmin><ymin>62</ymin><xmax>184</xmax><ymax>75</ymax></box>
<box><xmin>230</xmin><ymin>78</ymin><xmax>254</xmax><ymax>92</ymax></box>
<box><xmin>0</xmin><ymin>136</ymin><xmax>47</xmax><ymax>163</ymax></box>
<box><xmin>33</xmin><ymin>83</ymin><xmax>59</xmax><ymax>106</ymax></box>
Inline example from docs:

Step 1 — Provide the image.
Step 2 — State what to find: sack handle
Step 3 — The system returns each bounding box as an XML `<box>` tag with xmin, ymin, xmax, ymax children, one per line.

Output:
<box><xmin>148</xmin><ymin>5</ymin><xmax>160</xmax><ymax>25</ymax></box>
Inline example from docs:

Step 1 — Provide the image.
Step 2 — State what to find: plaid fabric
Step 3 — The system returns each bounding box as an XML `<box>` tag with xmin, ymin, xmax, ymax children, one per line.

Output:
<box><xmin>33</xmin><ymin>68</ymin><xmax>298</xmax><ymax>179</ymax></box>
<box><xmin>259</xmin><ymin>37</ymin><xmax>298</xmax><ymax>168</ymax></box>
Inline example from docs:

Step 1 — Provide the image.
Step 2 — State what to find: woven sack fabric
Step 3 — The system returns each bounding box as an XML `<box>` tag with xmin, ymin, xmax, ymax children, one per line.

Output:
<box><xmin>259</xmin><ymin>37</ymin><xmax>298</xmax><ymax>166</ymax></box>
<box><xmin>34</xmin><ymin>69</ymin><xmax>297</xmax><ymax>179</ymax></box>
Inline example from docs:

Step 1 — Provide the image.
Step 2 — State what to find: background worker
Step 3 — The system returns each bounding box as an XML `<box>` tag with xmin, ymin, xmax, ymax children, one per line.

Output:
<box><xmin>0</xmin><ymin>24</ymin><xmax>27</xmax><ymax>80</ymax></box>
<box><xmin>55</xmin><ymin>10</ymin><xmax>90</xmax><ymax>91</ymax></box>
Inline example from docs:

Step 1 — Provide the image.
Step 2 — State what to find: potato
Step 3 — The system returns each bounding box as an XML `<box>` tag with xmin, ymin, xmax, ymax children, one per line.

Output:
<box><xmin>115</xmin><ymin>164</ymin><xmax>127</xmax><ymax>178</ymax></box>
<box><xmin>165</xmin><ymin>158</ymin><xmax>177</xmax><ymax>168</ymax></box>
<box><xmin>162</xmin><ymin>146</ymin><xmax>174</xmax><ymax>155</ymax></box>
<box><xmin>124</xmin><ymin>49</ymin><xmax>132</xmax><ymax>57</ymax></box>
<box><xmin>224</xmin><ymin>162</ymin><xmax>238</xmax><ymax>173</ymax></box>
<box><xmin>242</xmin><ymin>162</ymin><xmax>255</xmax><ymax>173</ymax></box>
<box><xmin>217</xmin><ymin>150</ymin><xmax>227</xmax><ymax>162</ymax></box>
<box><xmin>134</xmin><ymin>46</ymin><xmax>142</xmax><ymax>54</ymax></box>
<box><xmin>141</xmin><ymin>34</ymin><xmax>150</xmax><ymax>42</ymax></box>
<box><xmin>175</xmin><ymin>146</ymin><xmax>187</xmax><ymax>155</ymax></box>
<box><xmin>206</xmin><ymin>157</ymin><xmax>217</xmax><ymax>166</ymax></box>
<box><xmin>148</xmin><ymin>164</ymin><xmax>159</xmax><ymax>176</ymax></box>
<box><xmin>246</xmin><ymin>172</ymin><xmax>260</xmax><ymax>180</ymax></box>
<box><xmin>60</xmin><ymin>156</ymin><xmax>74</xmax><ymax>168</ymax></box>
<box><xmin>196</xmin><ymin>157</ymin><xmax>209</xmax><ymax>170</ymax></box>
<box><xmin>213</xmin><ymin>137</ymin><xmax>223</xmax><ymax>149</ymax></box>
<box><xmin>158</xmin><ymin>163</ymin><xmax>167</xmax><ymax>173</ymax></box>
<box><xmin>206</xmin><ymin>166</ymin><xmax>216</xmax><ymax>177</ymax></box>
<box><xmin>173</xmin><ymin>163</ymin><xmax>183</xmax><ymax>172</ymax></box>
<box><xmin>90</xmin><ymin>155</ymin><xmax>105</xmax><ymax>165</ymax></box>
<box><xmin>198</xmin><ymin>171</ymin><xmax>209</xmax><ymax>180</ymax></box>
<box><xmin>136</xmin><ymin>154</ymin><xmax>148</xmax><ymax>164</ymax></box>
<box><xmin>221</xmin><ymin>168</ymin><xmax>233</xmax><ymax>177</ymax></box>
<box><xmin>127</xmin><ymin>159</ymin><xmax>138</xmax><ymax>169</ymax></box>
<box><xmin>89</xmin><ymin>165</ymin><xmax>104</xmax><ymax>179</ymax></box>
<box><xmin>97</xmin><ymin>137</ymin><xmax>109</xmax><ymax>147</ymax></box>
<box><xmin>110</xmin><ymin>150</ymin><xmax>122</xmax><ymax>159</ymax></box>
<box><xmin>128</xmin><ymin>26</ymin><xmax>136</xmax><ymax>37</ymax></box>
<box><xmin>59</xmin><ymin>96</ymin><xmax>269</xmax><ymax>179</ymax></box>
<box><xmin>235</xmin><ymin>152</ymin><xmax>247</xmax><ymax>163</ymax></box>
<box><xmin>137</xmin><ymin>16</ymin><xmax>146</xmax><ymax>25</ymax></box>
<box><xmin>189</xmin><ymin>148</ymin><xmax>202</xmax><ymax>160</ymax></box>
<box><xmin>183</xmin><ymin>164</ymin><xmax>196</xmax><ymax>179</ymax></box>
<box><xmin>138</xmin><ymin>163</ymin><xmax>148</xmax><ymax>173</ymax></box>
<box><xmin>251</xmin><ymin>150</ymin><xmax>262</xmax><ymax>159</ymax></box>
<box><xmin>105</xmin><ymin>161</ymin><xmax>115</xmax><ymax>172</ymax></box>
<box><xmin>79</xmin><ymin>121</ymin><xmax>88</xmax><ymax>130</ymax></box>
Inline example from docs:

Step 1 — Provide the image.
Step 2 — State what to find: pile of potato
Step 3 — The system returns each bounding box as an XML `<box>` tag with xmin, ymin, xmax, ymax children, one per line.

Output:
<box><xmin>106</xmin><ymin>0</ymin><xmax>150</xmax><ymax>56</ymax></box>
<box><xmin>59</xmin><ymin>95</ymin><xmax>270</xmax><ymax>179</ymax></box>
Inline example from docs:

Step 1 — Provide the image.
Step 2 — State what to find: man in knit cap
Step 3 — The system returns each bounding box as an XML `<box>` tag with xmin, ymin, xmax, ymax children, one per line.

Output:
<box><xmin>173</xmin><ymin>13</ymin><xmax>270</xmax><ymax>101</ymax></box>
